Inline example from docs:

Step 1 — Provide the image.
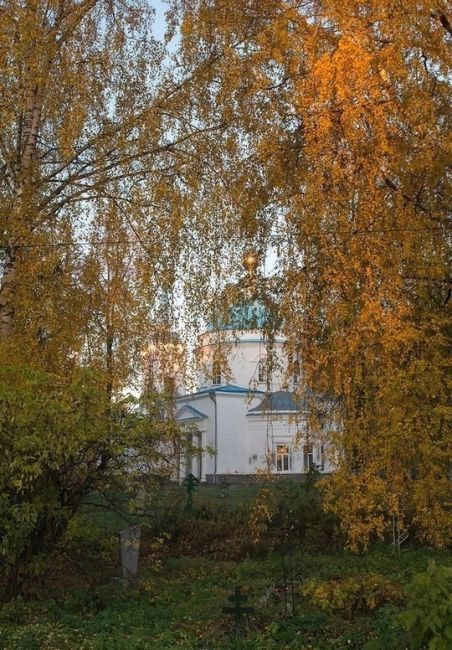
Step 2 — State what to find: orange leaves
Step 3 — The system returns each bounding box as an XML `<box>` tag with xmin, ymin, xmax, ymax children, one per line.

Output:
<box><xmin>172</xmin><ymin>0</ymin><xmax>452</xmax><ymax>551</ymax></box>
<box><xmin>303</xmin><ymin>33</ymin><xmax>394</xmax><ymax>173</ymax></box>
<box><xmin>314</xmin><ymin>36</ymin><xmax>372</xmax><ymax>104</ymax></box>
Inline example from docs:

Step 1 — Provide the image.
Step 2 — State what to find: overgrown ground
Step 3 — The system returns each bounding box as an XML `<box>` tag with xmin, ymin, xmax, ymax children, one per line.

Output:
<box><xmin>1</xmin><ymin>482</ymin><xmax>450</xmax><ymax>649</ymax></box>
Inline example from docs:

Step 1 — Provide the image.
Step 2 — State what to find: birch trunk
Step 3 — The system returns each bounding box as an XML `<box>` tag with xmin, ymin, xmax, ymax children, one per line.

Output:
<box><xmin>0</xmin><ymin>81</ymin><xmax>43</xmax><ymax>340</ymax></box>
<box><xmin>0</xmin><ymin>245</ymin><xmax>17</xmax><ymax>340</ymax></box>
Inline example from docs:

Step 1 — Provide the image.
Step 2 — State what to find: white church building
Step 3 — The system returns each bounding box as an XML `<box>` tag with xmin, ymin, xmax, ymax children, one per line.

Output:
<box><xmin>174</xmin><ymin>292</ymin><xmax>333</xmax><ymax>484</ymax></box>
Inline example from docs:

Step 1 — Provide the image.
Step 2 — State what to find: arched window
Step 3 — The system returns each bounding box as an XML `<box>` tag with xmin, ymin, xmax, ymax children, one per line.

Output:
<box><xmin>212</xmin><ymin>360</ymin><xmax>222</xmax><ymax>385</ymax></box>
<box><xmin>303</xmin><ymin>442</ymin><xmax>314</xmax><ymax>471</ymax></box>
<box><xmin>318</xmin><ymin>444</ymin><xmax>325</xmax><ymax>471</ymax></box>
<box><xmin>163</xmin><ymin>376</ymin><xmax>176</xmax><ymax>396</ymax></box>
<box><xmin>293</xmin><ymin>357</ymin><xmax>300</xmax><ymax>386</ymax></box>
<box><xmin>258</xmin><ymin>358</ymin><xmax>266</xmax><ymax>383</ymax></box>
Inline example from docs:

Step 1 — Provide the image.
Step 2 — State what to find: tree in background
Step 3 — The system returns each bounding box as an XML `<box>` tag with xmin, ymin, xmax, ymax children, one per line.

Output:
<box><xmin>174</xmin><ymin>0</ymin><xmax>451</xmax><ymax>549</ymax></box>
<box><xmin>0</xmin><ymin>0</ymin><xmax>233</xmax><ymax>593</ymax></box>
<box><xmin>0</xmin><ymin>0</ymin><xmax>231</xmax><ymax>348</ymax></box>
<box><xmin>1</xmin><ymin>0</ymin><xmax>450</xmax><ymax>591</ymax></box>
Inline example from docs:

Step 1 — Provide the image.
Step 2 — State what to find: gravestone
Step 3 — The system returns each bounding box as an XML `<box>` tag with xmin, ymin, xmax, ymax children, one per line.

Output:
<box><xmin>119</xmin><ymin>524</ymin><xmax>141</xmax><ymax>581</ymax></box>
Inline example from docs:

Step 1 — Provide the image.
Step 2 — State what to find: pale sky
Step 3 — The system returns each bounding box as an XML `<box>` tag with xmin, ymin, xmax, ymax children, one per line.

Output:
<box><xmin>152</xmin><ymin>0</ymin><xmax>167</xmax><ymax>41</ymax></box>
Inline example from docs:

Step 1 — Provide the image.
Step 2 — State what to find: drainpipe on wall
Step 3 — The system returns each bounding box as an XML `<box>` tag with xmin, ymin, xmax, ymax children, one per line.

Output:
<box><xmin>208</xmin><ymin>388</ymin><xmax>218</xmax><ymax>483</ymax></box>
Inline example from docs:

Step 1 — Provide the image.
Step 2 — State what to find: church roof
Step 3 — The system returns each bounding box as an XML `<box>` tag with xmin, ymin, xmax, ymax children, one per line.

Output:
<box><xmin>213</xmin><ymin>384</ymin><xmax>258</xmax><ymax>394</ymax></box>
<box><xmin>247</xmin><ymin>390</ymin><xmax>306</xmax><ymax>414</ymax></box>
<box><xmin>184</xmin><ymin>384</ymin><xmax>265</xmax><ymax>397</ymax></box>
<box><xmin>207</xmin><ymin>299</ymin><xmax>270</xmax><ymax>332</ymax></box>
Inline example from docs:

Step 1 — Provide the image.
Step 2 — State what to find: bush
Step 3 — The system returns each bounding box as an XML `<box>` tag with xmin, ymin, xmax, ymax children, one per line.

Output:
<box><xmin>363</xmin><ymin>604</ymin><xmax>408</xmax><ymax>649</ymax></box>
<box><xmin>0</xmin><ymin>363</ymin><xmax>173</xmax><ymax>597</ymax></box>
<box><xmin>146</xmin><ymin>493</ymin><xmax>188</xmax><ymax>538</ymax></box>
<box><xmin>174</xmin><ymin>510</ymin><xmax>257</xmax><ymax>560</ymax></box>
<box><xmin>63</xmin><ymin>511</ymin><xmax>118</xmax><ymax>566</ymax></box>
<box><xmin>269</xmin><ymin>480</ymin><xmax>342</xmax><ymax>551</ymax></box>
<box><xmin>402</xmin><ymin>561</ymin><xmax>452</xmax><ymax>649</ymax></box>
<box><xmin>302</xmin><ymin>573</ymin><xmax>403</xmax><ymax>618</ymax></box>
<box><xmin>0</xmin><ymin>621</ymin><xmax>77</xmax><ymax>649</ymax></box>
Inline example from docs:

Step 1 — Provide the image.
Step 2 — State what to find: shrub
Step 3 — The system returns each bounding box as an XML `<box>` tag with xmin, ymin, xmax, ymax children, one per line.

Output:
<box><xmin>302</xmin><ymin>573</ymin><xmax>403</xmax><ymax>618</ymax></box>
<box><xmin>0</xmin><ymin>621</ymin><xmax>77</xmax><ymax>649</ymax></box>
<box><xmin>0</xmin><ymin>363</ymin><xmax>177</xmax><ymax>597</ymax></box>
<box><xmin>174</xmin><ymin>512</ymin><xmax>257</xmax><ymax>560</ymax></box>
<box><xmin>63</xmin><ymin>511</ymin><xmax>118</xmax><ymax>566</ymax></box>
<box><xmin>269</xmin><ymin>480</ymin><xmax>342</xmax><ymax>551</ymax></box>
<box><xmin>363</xmin><ymin>604</ymin><xmax>408</xmax><ymax>649</ymax></box>
<box><xmin>402</xmin><ymin>561</ymin><xmax>452</xmax><ymax>649</ymax></box>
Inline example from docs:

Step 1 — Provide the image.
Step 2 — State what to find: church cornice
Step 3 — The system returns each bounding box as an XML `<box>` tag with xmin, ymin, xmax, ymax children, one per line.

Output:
<box><xmin>178</xmin><ymin>384</ymin><xmax>265</xmax><ymax>400</ymax></box>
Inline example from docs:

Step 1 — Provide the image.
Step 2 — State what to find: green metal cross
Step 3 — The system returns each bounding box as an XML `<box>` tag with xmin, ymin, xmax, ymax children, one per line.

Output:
<box><xmin>222</xmin><ymin>586</ymin><xmax>254</xmax><ymax>633</ymax></box>
<box><xmin>182</xmin><ymin>473</ymin><xmax>199</xmax><ymax>510</ymax></box>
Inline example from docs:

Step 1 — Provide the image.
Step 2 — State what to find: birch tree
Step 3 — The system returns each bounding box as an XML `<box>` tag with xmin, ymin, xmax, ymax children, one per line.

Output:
<box><xmin>0</xmin><ymin>0</ymin><xmax>231</xmax><ymax>591</ymax></box>
<box><xmin>175</xmin><ymin>0</ymin><xmax>451</xmax><ymax>548</ymax></box>
<box><xmin>0</xmin><ymin>0</ymin><xmax>225</xmax><ymax>348</ymax></box>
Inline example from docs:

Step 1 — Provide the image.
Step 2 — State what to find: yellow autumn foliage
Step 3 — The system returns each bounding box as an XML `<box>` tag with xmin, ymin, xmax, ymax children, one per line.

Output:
<box><xmin>176</xmin><ymin>0</ymin><xmax>451</xmax><ymax>548</ymax></box>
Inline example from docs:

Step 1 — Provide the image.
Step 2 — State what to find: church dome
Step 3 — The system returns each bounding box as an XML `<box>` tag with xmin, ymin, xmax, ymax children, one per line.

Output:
<box><xmin>207</xmin><ymin>298</ymin><xmax>269</xmax><ymax>332</ymax></box>
<box><xmin>205</xmin><ymin>252</ymin><xmax>282</xmax><ymax>334</ymax></box>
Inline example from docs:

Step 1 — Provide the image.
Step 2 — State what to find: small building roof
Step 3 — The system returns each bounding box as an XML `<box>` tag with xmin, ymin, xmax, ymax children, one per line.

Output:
<box><xmin>247</xmin><ymin>390</ymin><xmax>307</xmax><ymax>414</ymax></box>
<box><xmin>213</xmin><ymin>384</ymin><xmax>258</xmax><ymax>394</ymax></box>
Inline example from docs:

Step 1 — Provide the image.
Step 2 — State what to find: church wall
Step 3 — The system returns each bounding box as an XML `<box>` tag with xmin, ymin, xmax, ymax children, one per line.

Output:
<box><xmin>177</xmin><ymin>391</ymin><xmax>260</xmax><ymax>480</ymax></box>
<box><xmin>215</xmin><ymin>393</ymin><xmax>253</xmax><ymax>476</ymax></box>
<box><xmin>176</xmin><ymin>323</ymin><xmax>335</xmax><ymax>481</ymax></box>
<box><xmin>177</xmin><ymin>392</ymin><xmax>334</xmax><ymax>481</ymax></box>
<box><xmin>247</xmin><ymin>415</ymin><xmax>334</xmax><ymax>474</ymax></box>
<box><xmin>196</xmin><ymin>332</ymin><xmax>288</xmax><ymax>392</ymax></box>
<box><xmin>247</xmin><ymin>415</ymin><xmax>304</xmax><ymax>474</ymax></box>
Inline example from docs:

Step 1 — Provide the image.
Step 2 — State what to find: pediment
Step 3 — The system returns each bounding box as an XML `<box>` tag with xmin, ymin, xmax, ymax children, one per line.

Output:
<box><xmin>175</xmin><ymin>404</ymin><xmax>208</xmax><ymax>422</ymax></box>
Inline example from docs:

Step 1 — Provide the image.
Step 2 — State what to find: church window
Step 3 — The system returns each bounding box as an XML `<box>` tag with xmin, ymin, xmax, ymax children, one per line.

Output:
<box><xmin>287</xmin><ymin>351</ymin><xmax>301</xmax><ymax>386</ymax></box>
<box><xmin>212</xmin><ymin>361</ymin><xmax>221</xmax><ymax>385</ymax></box>
<box><xmin>303</xmin><ymin>443</ymin><xmax>314</xmax><ymax>471</ymax></box>
<box><xmin>319</xmin><ymin>444</ymin><xmax>325</xmax><ymax>471</ymax></box>
<box><xmin>293</xmin><ymin>357</ymin><xmax>300</xmax><ymax>386</ymax></box>
<box><xmin>163</xmin><ymin>376</ymin><xmax>176</xmax><ymax>396</ymax></box>
<box><xmin>275</xmin><ymin>444</ymin><xmax>291</xmax><ymax>472</ymax></box>
<box><xmin>258</xmin><ymin>359</ymin><xmax>266</xmax><ymax>383</ymax></box>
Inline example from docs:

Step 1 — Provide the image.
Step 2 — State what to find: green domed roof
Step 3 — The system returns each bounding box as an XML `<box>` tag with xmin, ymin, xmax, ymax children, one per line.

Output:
<box><xmin>207</xmin><ymin>273</ymin><xmax>281</xmax><ymax>333</ymax></box>
<box><xmin>227</xmin><ymin>299</ymin><xmax>267</xmax><ymax>331</ymax></box>
<box><xmin>207</xmin><ymin>298</ymin><xmax>279</xmax><ymax>332</ymax></box>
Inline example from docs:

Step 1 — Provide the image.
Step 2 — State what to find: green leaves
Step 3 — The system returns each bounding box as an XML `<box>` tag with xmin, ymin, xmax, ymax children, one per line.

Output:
<box><xmin>0</xmin><ymin>361</ymin><xmax>180</xmax><ymax>592</ymax></box>
<box><xmin>402</xmin><ymin>561</ymin><xmax>452</xmax><ymax>649</ymax></box>
<box><xmin>301</xmin><ymin>573</ymin><xmax>403</xmax><ymax>618</ymax></box>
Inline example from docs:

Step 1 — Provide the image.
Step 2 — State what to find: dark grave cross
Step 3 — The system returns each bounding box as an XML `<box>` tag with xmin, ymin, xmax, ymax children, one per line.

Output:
<box><xmin>222</xmin><ymin>586</ymin><xmax>254</xmax><ymax>635</ymax></box>
<box><xmin>182</xmin><ymin>473</ymin><xmax>199</xmax><ymax>510</ymax></box>
<box><xmin>277</xmin><ymin>524</ymin><xmax>297</xmax><ymax>616</ymax></box>
<box><xmin>219</xmin><ymin>481</ymin><xmax>230</xmax><ymax>512</ymax></box>
<box><xmin>219</xmin><ymin>482</ymin><xmax>229</xmax><ymax>500</ymax></box>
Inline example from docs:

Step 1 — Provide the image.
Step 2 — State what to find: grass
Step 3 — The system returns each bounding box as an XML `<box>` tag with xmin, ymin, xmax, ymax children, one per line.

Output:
<box><xmin>1</xmin><ymin>482</ymin><xmax>450</xmax><ymax>649</ymax></box>
<box><xmin>1</xmin><ymin>544</ymin><xmax>450</xmax><ymax>649</ymax></box>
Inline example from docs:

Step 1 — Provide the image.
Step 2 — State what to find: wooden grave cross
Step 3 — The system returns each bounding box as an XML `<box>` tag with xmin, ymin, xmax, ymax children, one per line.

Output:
<box><xmin>281</xmin><ymin>524</ymin><xmax>296</xmax><ymax>616</ymax></box>
<box><xmin>222</xmin><ymin>586</ymin><xmax>254</xmax><ymax>633</ymax></box>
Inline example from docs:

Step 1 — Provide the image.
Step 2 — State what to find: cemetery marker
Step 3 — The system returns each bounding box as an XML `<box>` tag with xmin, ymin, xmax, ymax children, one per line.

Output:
<box><xmin>222</xmin><ymin>586</ymin><xmax>254</xmax><ymax>635</ymax></box>
<box><xmin>182</xmin><ymin>473</ymin><xmax>199</xmax><ymax>510</ymax></box>
<box><xmin>118</xmin><ymin>524</ymin><xmax>141</xmax><ymax>583</ymax></box>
